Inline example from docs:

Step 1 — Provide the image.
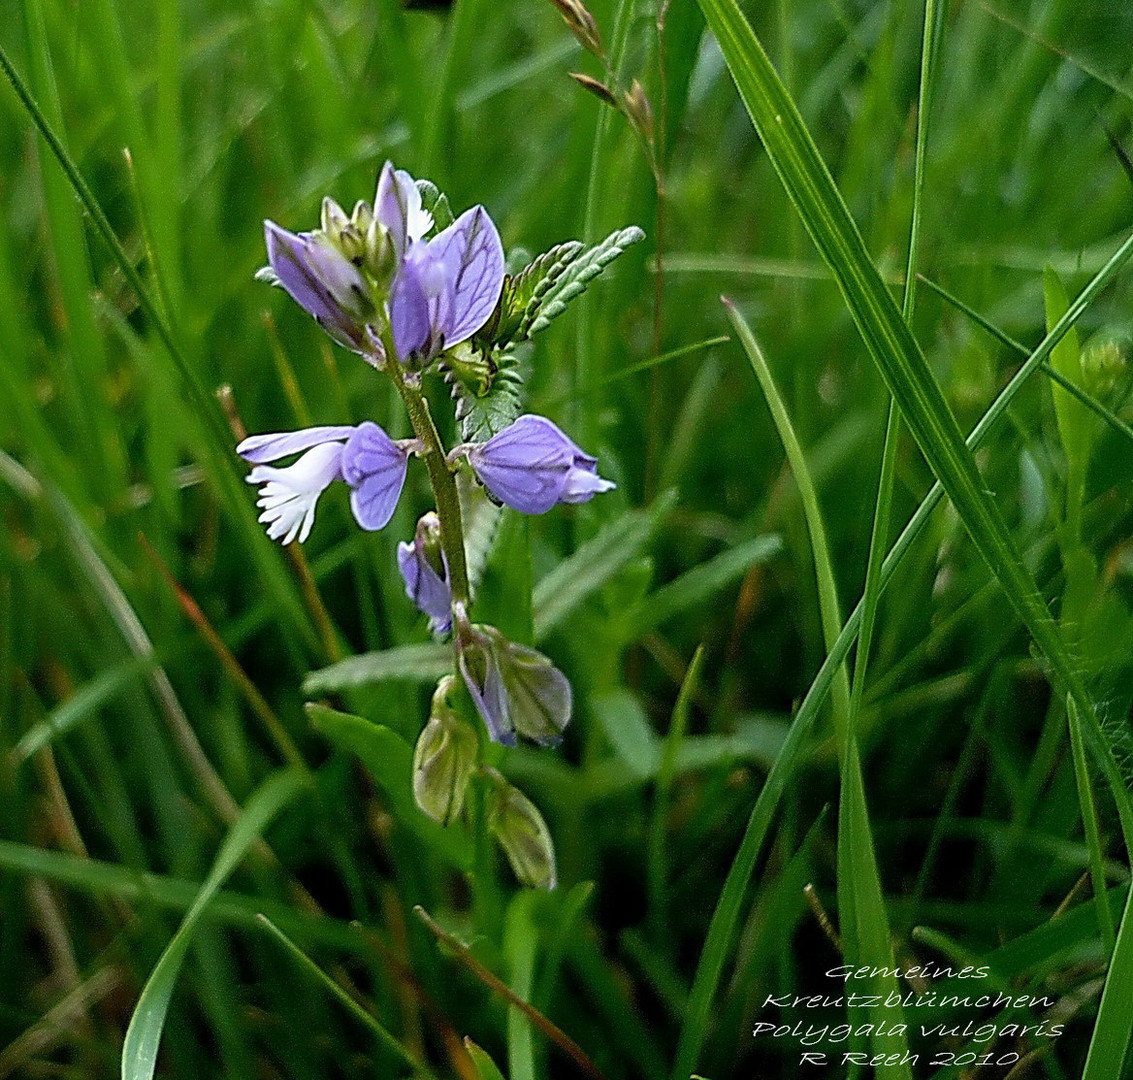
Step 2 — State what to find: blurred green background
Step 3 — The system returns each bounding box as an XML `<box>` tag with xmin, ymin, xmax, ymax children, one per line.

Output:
<box><xmin>2</xmin><ymin>0</ymin><xmax>1133</xmax><ymax>1077</ymax></box>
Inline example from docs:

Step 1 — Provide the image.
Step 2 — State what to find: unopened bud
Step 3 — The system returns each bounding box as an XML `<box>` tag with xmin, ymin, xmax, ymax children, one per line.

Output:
<box><xmin>485</xmin><ymin>769</ymin><xmax>557</xmax><ymax>890</ymax></box>
<box><xmin>413</xmin><ymin>677</ymin><xmax>479</xmax><ymax>825</ymax></box>
<box><xmin>569</xmin><ymin>72</ymin><xmax>618</xmax><ymax>110</ymax></box>
<box><xmin>623</xmin><ymin>79</ymin><xmax>654</xmax><ymax>142</ymax></box>
<box><xmin>1082</xmin><ymin>338</ymin><xmax>1125</xmax><ymax>399</ymax></box>
<box><xmin>549</xmin><ymin>0</ymin><xmax>604</xmax><ymax>57</ymax></box>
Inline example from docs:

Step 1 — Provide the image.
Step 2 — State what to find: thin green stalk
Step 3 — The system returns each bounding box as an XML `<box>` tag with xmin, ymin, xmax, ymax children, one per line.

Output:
<box><xmin>848</xmin><ymin>0</ymin><xmax>939</xmax><ymax>730</ymax></box>
<box><xmin>647</xmin><ymin>645</ymin><xmax>705</xmax><ymax>937</ymax></box>
<box><xmin>384</xmin><ymin>357</ymin><xmax>470</xmax><ymax>606</ymax></box>
<box><xmin>573</xmin><ymin>0</ymin><xmax>634</xmax><ymax>443</ymax></box>
<box><xmin>257</xmin><ymin>916</ymin><xmax>437</xmax><ymax>1080</ymax></box>
<box><xmin>726</xmin><ymin>303</ymin><xmax>910</xmax><ymax>1080</ymax></box>
<box><xmin>1067</xmin><ymin>696</ymin><xmax>1116</xmax><ymax>953</ymax></box>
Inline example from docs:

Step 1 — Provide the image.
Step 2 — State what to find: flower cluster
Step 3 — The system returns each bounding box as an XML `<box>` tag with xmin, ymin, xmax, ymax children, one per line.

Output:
<box><xmin>241</xmin><ymin>162</ymin><xmax>629</xmax><ymax>888</ymax></box>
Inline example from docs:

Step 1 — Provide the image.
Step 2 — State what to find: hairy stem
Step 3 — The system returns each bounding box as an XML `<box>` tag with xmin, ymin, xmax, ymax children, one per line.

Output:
<box><xmin>383</xmin><ymin>349</ymin><xmax>471</xmax><ymax>607</ymax></box>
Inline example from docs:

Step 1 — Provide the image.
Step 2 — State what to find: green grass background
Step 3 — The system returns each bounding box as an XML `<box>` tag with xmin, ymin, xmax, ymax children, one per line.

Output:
<box><xmin>2</xmin><ymin>0</ymin><xmax>1133</xmax><ymax>1078</ymax></box>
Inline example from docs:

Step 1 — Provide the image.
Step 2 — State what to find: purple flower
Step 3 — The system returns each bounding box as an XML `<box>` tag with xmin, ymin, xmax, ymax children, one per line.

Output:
<box><xmin>340</xmin><ymin>422</ymin><xmax>409</xmax><ymax>531</ymax></box>
<box><xmin>376</xmin><ymin>163</ymin><xmax>505</xmax><ymax>363</ymax></box>
<box><xmin>237</xmin><ymin>422</ymin><xmax>407</xmax><ymax>542</ymax></box>
<box><xmin>397</xmin><ymin>513</ymin><xmax>453</xmax><ymax>635</ymax></box>
<box><xmin>467</xmin><ymin>415</ymin><xmax>616</xmax><ymax>514</ymax></box>
<box><xmin>261</xmin><ymin>220</ymin><xmax>376</xmax><ymax>352</ymax></box>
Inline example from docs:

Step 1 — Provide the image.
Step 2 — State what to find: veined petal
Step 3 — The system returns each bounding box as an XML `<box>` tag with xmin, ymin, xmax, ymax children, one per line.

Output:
<box><xmin>468</xmin><ymin>415</ymin><xmax>574</xmax><ymax>513</ymax></box>
<box><xmin>341</xmin><ymin>421</ymin><xmax>408</xmax><ymax>531</ymax></box>
<box><xmin>264</xmin><ymin>221</ymin><xmax>369</xmax><ymax>350</ymax></box>
<box><xmin>375</xmin><ymin>162</ymin><xmax>432</xmax><ymax>259</ymax></box>
<box><xmin>389</xmin><ymin>253</ymin><xmax>436</xmax><ymax>361</ymax></box>
<box><xmin>237</xmin><ymin>425</ymin><xmax>357</xmax><ymax>464</ymax></box>
<box><xmin>397</xmin><ymin>539</ymin><xmax>453</xmax><ymax>635</ymax></box>
<box><xmin>426</xmin><ymin>206</ymin><xmax>505</xmax><ymax>348</ymax></box>
<box><xmin>561</xmin><ymin>468</ymin><xmax>616</xmax><ymax>503</ymax></box>
<box><xmin>469</xmin><ymin>415</ymin><xmax>614</xmax><ymax>514</ymax></box>
<box><xmin>458</xmin><ymin>630</ymin><xmax>515</xmax><ymax>746</ymax></box>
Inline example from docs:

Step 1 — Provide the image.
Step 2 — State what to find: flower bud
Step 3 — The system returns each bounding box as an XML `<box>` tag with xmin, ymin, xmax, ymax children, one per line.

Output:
<box><xmin>548</xmin><ymin>0</ymin><xmax>604</xmax><ymax>58</ymax></box>
<box><xmin>485</xmin><ymin>768</ymin><xmax>557</xmax><ymax>890</ymax></box>
<box><xmin>495</xmin><ymin>636</ymin><xmax>571</xmax><ymax>746</ymax></box>
<box><xmin>398</xmin><ymin>512</ymin><xmax>453</xmax><ymax>634</ymax></box>
<box><xmin>413</xmin><ymin>677</ymin><xmax>479</xmax><ymax>825</ymax></box>
<box><xmin>1082</xmin><ymin>338</ymin><xmax>1125</xmax><ymax>399</ymax></box>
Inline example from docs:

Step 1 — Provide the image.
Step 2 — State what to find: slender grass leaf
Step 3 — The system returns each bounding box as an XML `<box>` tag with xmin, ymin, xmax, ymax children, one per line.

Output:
<box><xmin>306</xmin><ymin>705</ymin><xmax>471</xmax><ymax>870</ymax></box>
<box><xmin>504</xmin><ymin>892</ymin><xmax>538</xmax><ymax>1080</ymax></box>
<box><xmin>303</xmin><ymin>642</ymin><xmax>452</xmax><ymax>694</ymax></box>
<box><xmin>0</xmin><ymin>839</ymin><xmax>368</xmax><ymax>955</ymax></box>
<box><xmin>630</xmin><ymin>534</ymin><xmax>781</xmax><ymax>633</ymax></box>
<box><xmin>257</xmin><ymin>916</ymin><xmax>436</xmax><ymax>1079</ymax></box>
<box><xmin>122</xmin><ymin>768</ymin><xmax>307</xmax><ymax>1080</ymax></box>
<box><xmin>533</xmin><ymin>491</ymin><xmax>675</xmax><ymax>642</ymax></box>
<box><xmin>729</xmin><ymin>309</ymin><xmax>908</xmax><ymax>1077</ymax></box>
<box><xmin>590</xmin><ymin>690</ymin><xmax>659</xmax><ymax>780</ymax></box>
<box><xmin>15</xmin><ymin>656</ymin><xmax>156</xmax><ymax>763</ymax></box>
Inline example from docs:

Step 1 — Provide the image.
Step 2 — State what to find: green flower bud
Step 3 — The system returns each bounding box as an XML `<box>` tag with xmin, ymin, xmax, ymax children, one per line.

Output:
<box><xmin>1082</xmin><ymin>338</ymin><xmax>1125</xmax><ymax>399</ymax></box>
<box><xmin>413</xmin><ymin>677</ymin><xmax>479</xmax><ymax>825</ymax></box>
<box><xmin>485</xmin><ymin>768</ymin><xmax>557</xmax><ymax>890</ymax></box>
<box><xmin>494</xmin><ymin>633</ymin><xmax>571</xmax><ymax>746</ymax></box>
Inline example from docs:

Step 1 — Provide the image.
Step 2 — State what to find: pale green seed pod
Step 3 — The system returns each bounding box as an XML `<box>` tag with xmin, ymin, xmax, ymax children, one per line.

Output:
<box><xmin>485</xmin><ymin>769</ymin><xmax>557</xmax><ymax>890</ymax></box>
<box><xmin>412</xmin><ymin>678</ymin><xmax>479</xmax><ymax>826</ymax></box>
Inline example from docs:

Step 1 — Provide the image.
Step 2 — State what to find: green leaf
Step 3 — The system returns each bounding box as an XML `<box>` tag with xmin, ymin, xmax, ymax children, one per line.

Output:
<box><xmin>306</xmin><ymin>704</ymin><xmax>472</xmax><ymax>870</ymax></box>
<box><xmin>451</xmin><ymin>349</ymin><xmax>525</xmax><ymax>444</ymax></box>
<box><xmin>517</xmin><ymin>227</ymin><xmax>644</xmax><ymax>341</ymax></box>
<box><xmin>465</xmin><ymin>1039</ymin><xmax>508</xmax><ymax>1080</ymax></box>
<box><xmin>630</xmin><ymin>534</ymin><xmax>781</xmax><ymax>633</ymax></box>
<box><xmin>303</xmin><ymin>642</ymin><xmax>452</xmax><ymax>695</ymax></box>
<box><xmin>491</xmin><ymin>241</ymin><xmax>584</xmax><ymax>347</ymax></box>
<box><xmin>15</xmin><ymin>655</ymin><xmax>155</xmax><ymax>763</ymax></box>
<box><xmin>122</xmin><ymin>768</ymin><xmax>308</xmax><ymax>1080</ymax></box>
<box><xmin>532</xmin><ymin>491</ymin><xmax>675</xmax><ymax>642</ymax></box>
<box><xmin>590</xmin><ymin>690</ymin><xmax>658</xmax><ymax>780</ymax></box>
<box><xmin>416</xmin><ymin>178</ymin><xmax>454</xmax><ymax>233</ymax></box>
<box><xmin>257</xmin><ymin>916</ymin><xmax>434</xmax><ymax>1077</ymax></box>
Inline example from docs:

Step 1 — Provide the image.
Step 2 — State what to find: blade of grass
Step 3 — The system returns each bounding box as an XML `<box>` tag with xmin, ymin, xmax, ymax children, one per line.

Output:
<box><xmin>727</xmin><ymin>306</ymin><xmax>910</xmax><ymax>1079</ymax></box>
<box><xmin>647</xmin><ymin>645</ymin><xmax>705</xmax><ymax>937</ymax></box>
<box><xmin>847</xmin><ymin>0</ymin><xmax>940</xmax><ymax>769</ymax></box>
<box><xmin>0</xmin><ymin>40</ymin><xmax>315</xmax><ymax>651</ymax></box>
<box><xmin>918</xmin><ymin>274</ymin><xmax>1133</xmax><ymax>447</ymax></box>
<box><xmin>504</xmin><ymin>893</ymin><xmax>538</xmax><ymax>1080</ymax></box>
<box><xmin>121</xmin><ymin>768</ymin><xmax>308</xmax><ymax>1080</ymax></box>
<box><xmin>1067</xmin><ymin>695</ymin><xmax>1115</xmax><ymax>952</ymax></box>
<box><xmin>256</xmin><ymin>915</ymin><xmax>437</xmax><ymax>1080</ymax></box>
<box><xmin>694</xmin><ymin>0</ymin><xmax>1097</xmax><ymax>740</ymax></box>
<box><xmin>671</xmin><ymin>213</ymin><xmax>1133</xmax><ymax>1080</ymax></box>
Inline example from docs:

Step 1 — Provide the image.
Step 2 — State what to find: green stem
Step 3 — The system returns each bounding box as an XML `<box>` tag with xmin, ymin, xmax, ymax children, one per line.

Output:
<box><xmin>384</xmin><ymin>355</ymin><xmax>471</xmax><ymax>607</ymax></box>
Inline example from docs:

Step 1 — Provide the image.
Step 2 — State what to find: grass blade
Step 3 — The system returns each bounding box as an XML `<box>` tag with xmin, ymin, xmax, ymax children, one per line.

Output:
<box><xmin>122</xmin><ymin>768</ymin><xmax>308</xmax><ymax>1080</ymax></box>
<box><xmin>256</xmin><ymin>915</ymin><xmax>436</xmax><ymax>1079</ymax></box>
